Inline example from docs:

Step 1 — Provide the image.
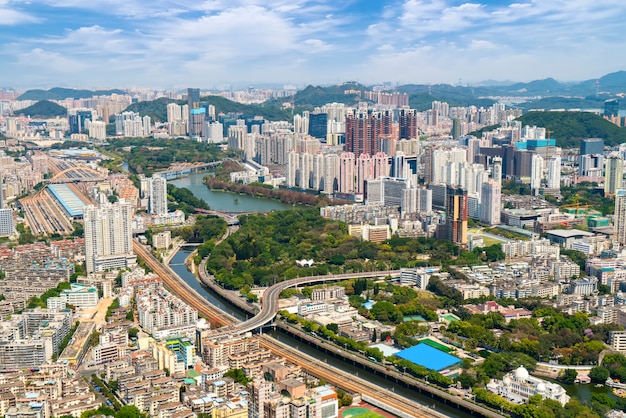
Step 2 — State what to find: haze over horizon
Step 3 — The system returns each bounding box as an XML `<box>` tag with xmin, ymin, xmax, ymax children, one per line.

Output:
<box><xmin>1</xmin><ymin>0</ymin><xmax>626</xmax><ymax>89</ymax></box>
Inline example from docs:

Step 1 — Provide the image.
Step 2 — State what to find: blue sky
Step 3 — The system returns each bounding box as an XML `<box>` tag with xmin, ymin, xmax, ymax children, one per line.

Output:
<box><xmin>1</xmin><ymin>0</ymin><xmax>626</xmax><ymax>89</ymax></box>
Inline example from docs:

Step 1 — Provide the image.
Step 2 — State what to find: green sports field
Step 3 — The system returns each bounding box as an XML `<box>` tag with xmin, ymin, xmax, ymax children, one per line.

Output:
<box><xmin>341</xmin><ymin>407</ymin><xmax>386</xmax><ymax>418</ymax></box>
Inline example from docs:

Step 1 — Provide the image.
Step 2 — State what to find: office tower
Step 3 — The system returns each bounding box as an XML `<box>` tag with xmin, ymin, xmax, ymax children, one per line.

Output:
<box><xmin>615</xmin><ymin>190</ymin><xmax>626</xmax><ymax>245</ymax></box>
<box><xmin>417</xmin><ymin>188</ymin><xmax>432</xmax><ymax>213</ymax></box>
<box><xmin>446</xmin><ymin>186</ymin><xmax>468</xmax><ymax>246</ymax></box>
<box><xmin>605</xmin><ymin>99</ymin><xmax>620</xmax><ymax>118</ymax></box>
<box><xmin>308</xmin><ymin>112</ymin><xmax>327</xmax><ymax>140</ymax></box>
<box><xmin>84</xmin><ymin>201</ymin><xmax>136</xmax><ymax>274</ymax></box>
<box><xmin>142</xmin><ymin>115</ymin><xmax>151</xmax><ymax>136</ymax></box>
<box><xmin>580</xmin><ymin>138</ymin><xmax>604</xmax><ymax>155</ymax></box>
<box><xmin>187</xmin><ymin>88</ymin><xmax>200</xmax><ymax>110</ymax></box>
<box><xmin>190</xmin><ymin>108</ymin><xmax>206</xmax><ymax>138</ymax></box>
<box><xmin>531</xmin><ymin>154</ymin><xmax>544</xmax><ymax>195</ymax></box>
<box><xmin>547</xmin><ymin>156</ymin><xmax>561</xmax><ymax>189</ymax></box>
<box><xmin>605</xmin><ymin>154</ymin><xmax>624</xmax><ymax>196</ymax></box>
<box><xmin>365</xmin><ymin>177</ymin><xmax>409</xmax><ymax>208</ymax></box>
<box><xmin>480</xmin><ymin>181</ymin><xmax>501</xmax><ymax>226</ymax></box>
<box><xmin>451</xmin><ymin>118</ymin><xmax>462</xmax><ymax>140</ymax></box>
<box><xmin>68</xmin><ymin>110</ymin><xmax>93</xmax><ymax>134</ymax></box>
<box><xmin>345</xmin><ymin>109</ymin><xmax>392</xmax><ymax>156</ymax></box>
<box><xmin>579</xmin><ymin>154</ymin><xmax>604</xmax><ymax>177</ymax></box>
<box><xmin>492</xmin><ymin>157</ymin><xmax>503</xmax><ymax>184</ymax></box>
<box><xmin>398</xmin><ymin>109</ymin><xmax>418</xmax><ymax>140</ymax></box>
<box><xmin>429</xmin><ymin>183</ymin><xmax>447</xmax><ymax>210</ymax></box>
<box><xmin>187</xmin><ymin>88</ymin><xmax>202</xmax><ymax>136</ymax></box>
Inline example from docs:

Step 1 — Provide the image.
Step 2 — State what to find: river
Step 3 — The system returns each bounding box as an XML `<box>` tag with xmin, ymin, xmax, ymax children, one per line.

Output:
<box><xmin>169</xmin><ymin>172</ymin><xmax>295</xmax><ymax>213</ymax></box>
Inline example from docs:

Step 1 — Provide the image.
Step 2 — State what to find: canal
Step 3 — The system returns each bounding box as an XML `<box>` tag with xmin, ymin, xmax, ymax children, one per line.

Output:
<box><xmin>171</xmin><ymin>247</ymin><xmax>475</xmax><ymax>418</ymax></box>
<box><xmin>169</xmin><ymin>172</ymin><xmax>295</xmax><ymax>213</ymax></box>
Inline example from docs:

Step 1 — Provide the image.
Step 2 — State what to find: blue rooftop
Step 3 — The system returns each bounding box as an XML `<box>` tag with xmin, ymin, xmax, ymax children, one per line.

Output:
<box><xmin>397</xmin><ymin>343</ymin><xmax>461</xmax><ymax>371</ymax></box>
<box><xmin>48</xmin><ymin>184</ymin><xmax>85</xmax><ymax>217</ymax></box>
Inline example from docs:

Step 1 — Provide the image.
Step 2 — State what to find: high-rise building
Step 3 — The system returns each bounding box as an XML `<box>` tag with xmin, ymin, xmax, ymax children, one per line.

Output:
<box><xmin>580</xmin><ymin>138</ymin><xmax>604</xmax><ymax>155</ymax></box>
<box><xmin>148</xmin><ymin>176</ymin><xmax>168</xmax><ymax>215</ymax></box>
<box><xmin>84</xmin><ymin>201</ymin><xmax>136</xmax><ymax>274</ymax></box>
<box><xmin>480</xmin><ymin>181</ymin><xmax>501</xmax><ymax>226</ymax></box>
<box><xmin>68</xmin><ymin>110</ymin><xmax>93</xmax><ymax>135</ymax></box>
<box><xmin>615</xmin><ymin>190</ymin><xmax>626</xmax><ymax>245</ymax></box>
<box><xmin>547</xmin><ymin>156</ymin><xmax>561</xmax><ymax>189</ymax></box>
<box><xmin>531</xmin><ymin>154</ymin><xmax>544</xmax><ymax>194</ymax></box>
<box><xmin>308</xmin><ymin>113</ymin><xmax>327</xmax><ymax>140</ymax></box>
<box><xmin>446</xmin><ymin>186</ymin><xmax>468</xmax><ymax>246</ymax></box>
<box><xmin>604</xmin><ymin>99</ymin><xmax>620</xmax><ymax>118</ymax></box>
<box><xmin>491</xmin><ymin>157</ymin><xmax>503</xmax><ymax>184</ymax></box>
<box><xmin>345</xmin><ymin>109</ymin><xmax>392</xmax><ymax>156</ymax></box>
<box><xmin>398</xmin><ymin>109</ymin><xmax>418</xmax><ymax>140</ymax></box>
<box><xmin>338</xmin><ymin>152</ymin><xmax>355</xmax><ymax>194</ymax></box>
<box><xmin>605</xmin><ymin>154</ymin><xmax>624</xmax><ymax>196</ymax></box>
<box><xmin>451</xmin><ymin>118</ymin><xmax>462</xmax><ymax>140</ymax></box>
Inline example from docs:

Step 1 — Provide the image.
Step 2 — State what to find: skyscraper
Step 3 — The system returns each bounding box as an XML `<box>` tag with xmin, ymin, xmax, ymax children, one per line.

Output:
<box><xmin>68</xmin><ymin>110</ymin><xmax>93</xmax><ymax>135</ymax></box>
<box><xmin>149</xmin><ymin>176</ymin><xmax>168</xmax><ymax>215</ymax></box>
<box><xmin>345</xmin><ymin>109</ymin><xmax>392</xmax><ymax>156</ymax></box>
<box><xmin>446</xmin><ymin>186</ymin><xmax>468</xmax><ymax>246</ymax></box>
<box><xmin>531</xmin><ymin>154</ymin><xmax>544</xmax><ymax>195</ymax></box>
<box><xmin>398</xmin><ymin>109</ymin><xmax>418</xmax><ymax>141</ymax></box>
<box><xmin>547</xmin><ymin>156</ymin><xmax>561</xmax><ymax>190</ymax></box>
<box><xmin>605</xmin><ymin>154</ymin><xmax>624</xmax><ymax>196</ymax></box>
<box><xmin>480</xmin><ymin>181</ymin><xmax>501</xmax><ymax>226</ymax></box>
<box><xmin>604</xmin><ymin>99</ymin><xmax>619</xmax><ymax>118</ymax></box>
<box><xmin>615</xmin><ymin>190</ymin><xmax>626</xmax><ymax>245</ymax></box>
<box><xmin>187</xmin><ymin>88</ymin><xmax>202</xmax><ymax>137</ymax></box>
<box><xmin>84</xmin><ymin>201</ymin><xmax>136</xmax><ymax>274</ymax></box>
<box><xmin>580</xmin><ymin>138</ymin><xmax>604</xmax><ymax>156</ymax></box>
<box><xmin>308</xmin><ymin>112</ymin><xmax>327</xmax><ymax>140</ymax></box>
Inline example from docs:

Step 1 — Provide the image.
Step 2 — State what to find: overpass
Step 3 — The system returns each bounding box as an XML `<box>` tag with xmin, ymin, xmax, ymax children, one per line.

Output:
<box><xmin>218</xmin><ymin>270</ymin><xmax>401</xmax><ymax>335</ymax></box>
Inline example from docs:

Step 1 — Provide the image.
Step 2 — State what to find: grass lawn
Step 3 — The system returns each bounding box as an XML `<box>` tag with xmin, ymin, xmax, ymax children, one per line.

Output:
<box><xmin>341</xmin><ymin>408</ymin><xmax>386</xmax><ymax>418</ymax></box>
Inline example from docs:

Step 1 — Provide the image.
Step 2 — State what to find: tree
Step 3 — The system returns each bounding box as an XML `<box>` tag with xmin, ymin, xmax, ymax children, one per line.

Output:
<box><xmin>559</xmin><ymin>368</ymin><xmax>578</xmax><ymax>384</ymax></box>
<box><xmin>115</xmin><ymin>405</ymin><xmax>144</xmax><ymax>418</ymax></box>
<box><xmin>326</xmin><ymin>323</ymin><xmax>339</xmax><ymax>334</ymax></box>
<box><xmin>589</xmin><ymin>366</ymin><xmax>610</xmax><ymax>383</ymax></box>
<box><xmin>128</xmin><ymin>328</ymin><xmax>139</xmax><ymax>339</ymax></box>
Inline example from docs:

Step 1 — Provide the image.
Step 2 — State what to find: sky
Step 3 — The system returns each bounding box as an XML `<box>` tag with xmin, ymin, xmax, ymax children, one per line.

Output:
<box><xmin>1</xmin><ymin>0</ymin><xmax>626</xmax><ymax>89</ymax></box>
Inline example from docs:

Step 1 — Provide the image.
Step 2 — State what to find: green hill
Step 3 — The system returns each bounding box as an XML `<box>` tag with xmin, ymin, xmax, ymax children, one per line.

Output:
<box><xmin>289</xmin><ymin>82</ymin><xmax>368</xmax><ymax>107</ymax></box>
<box><xmin>472</xmin><ymin>111</ymin><xmax>626</xmax><ymax>148</ymax></box>
<box><xmin>16</xmin><ymin>100</ymin><xmax>67</xmax><ymax>118</ymax></box>
<box><xmin>18</xmin><ymin>87</ymin><xmax>126</xmax><ymax>101</ymax></box>
<box><xmin>122</xmin><ymin>97</ymin><xmax>176</xmax><ymax>122</ymax></box>
<box><xmin>123</xmin><ymin>95</ymin><xmax>293</xmax><ymax>122</ymax></box>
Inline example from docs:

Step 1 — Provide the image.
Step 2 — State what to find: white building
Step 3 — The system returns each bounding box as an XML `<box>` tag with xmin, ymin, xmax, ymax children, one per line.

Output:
<box><xmin>0</xmin><ymin>208</ymin><xmax>14</xmax><ymax>237</ymax></box>
<box><xmin>480</xmin><ymin>180</ymin><xmax>501</xmax><ymax>226</ymax></box>
<box><xmin>615</xmin><ymin>190</ymin><xmax>626</xmax><ymax>245</ymax></box>
<box><xmin>547</xmin><ymin>156</ymin><xmax>561</xmax><ymax>190</ymax></box>
<box><xmin>47</xmin><ymin>283</ymin><xmax>99</xmax><ymax>309</ymax></box>
<box><xmin>88</xmin><ymin>120</ymin><xmax>107</xmax><ymax>140</ymax></box>
<box><xmin>487</xmin><ymin>366</ymin><xmax>570</xmax><ymax>406</ymax></box>
<box><xmin>531</xmin><ymin>154</ymin><xmax>544</xmax><ymax>195</ymax></box>
<box><xmin>84</xmin><ymin>201</ymin><xmax>136</xmax><ymax>274</ymax></box>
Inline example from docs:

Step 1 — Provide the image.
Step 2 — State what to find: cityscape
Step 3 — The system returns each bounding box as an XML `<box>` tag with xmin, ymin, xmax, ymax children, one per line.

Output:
<box><xmin>2</xmin><ymin>1</ymin><xmax>626</xmax><ymax>418</ymax></box>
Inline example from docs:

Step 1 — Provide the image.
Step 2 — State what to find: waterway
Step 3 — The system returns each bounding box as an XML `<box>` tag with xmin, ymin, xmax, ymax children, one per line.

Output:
<box><xmin>169</xmin><ymin>172</ymin><xmax>295</xmax><ymax>213</ymax></box>
<box><xmin>171</xmin><ymin>247</ymin><xmax>473</xmax><ymax>418</ymax></box>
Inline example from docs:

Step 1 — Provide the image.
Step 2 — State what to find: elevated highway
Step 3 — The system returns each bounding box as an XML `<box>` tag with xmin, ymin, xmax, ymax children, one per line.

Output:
<box><xmin>228</xmin><ymin>270</ymin><xmax>401</xmax><ymax>334</ymax></box>
<box><xmin>134</xmin><ymin>242</ymin><xmax>505</xmax><ymax>418</ymax></box>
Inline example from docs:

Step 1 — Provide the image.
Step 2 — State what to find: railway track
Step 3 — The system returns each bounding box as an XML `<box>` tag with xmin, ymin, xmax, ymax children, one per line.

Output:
<box><xmin>133</xmin><ymin>241</ymin><xmax>504</xmax><ymax>418</ymax></box>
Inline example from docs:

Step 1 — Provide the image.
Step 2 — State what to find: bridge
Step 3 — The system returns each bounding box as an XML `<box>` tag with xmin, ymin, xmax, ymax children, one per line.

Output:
<box><xmin>155</xmin><ymin>161</ymin><xmax>222</xmax><ymax>180</ymax></box>
<box><xmin>211</xmin><ymin>269</ymin><xmax>402</xmax><ymax>335</ymax></box>
<box><xmin>194</xmin><ymin>208</ymin><xmax>246</xmax><ymax>225</ymax></box>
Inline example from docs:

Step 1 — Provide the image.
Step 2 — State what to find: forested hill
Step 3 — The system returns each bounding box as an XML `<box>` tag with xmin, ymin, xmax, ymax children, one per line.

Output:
<box><xmin>515</xmin><ymin>111</ymin><xmax>626</xmax><ymax>148</ymax></box>
<box><xmin>17</xmin><ymin>100</ymin><xmax>67</xmax><ymax>118</ymax></box>
<box><xmin>18</xmin><ymin>87</ymin><xmax>125</xmax><ymax>101</ymax></box>
<box><xmin>123</xmin><ymin>95</ymin><xmax>293</xmax><ymax>122</ymax></box>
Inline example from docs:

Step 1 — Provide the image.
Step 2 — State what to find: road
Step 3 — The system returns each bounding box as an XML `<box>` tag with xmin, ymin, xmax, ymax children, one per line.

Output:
<box><xmin>133</xmin><ymin>241</ymin><xmax>505</xmax><ymax>418</ymax></box>
<box><xmin>226</xmin><ymin>270</ymin><xmax>401</xmax><ymax>334</ymax></box>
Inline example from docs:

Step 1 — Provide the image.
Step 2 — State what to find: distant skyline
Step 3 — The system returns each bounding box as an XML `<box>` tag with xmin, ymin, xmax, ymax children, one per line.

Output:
<box><xmin>1</xmin><ymin>0</ymin><xmax>626</xmax><ymax>89</ymax></box>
